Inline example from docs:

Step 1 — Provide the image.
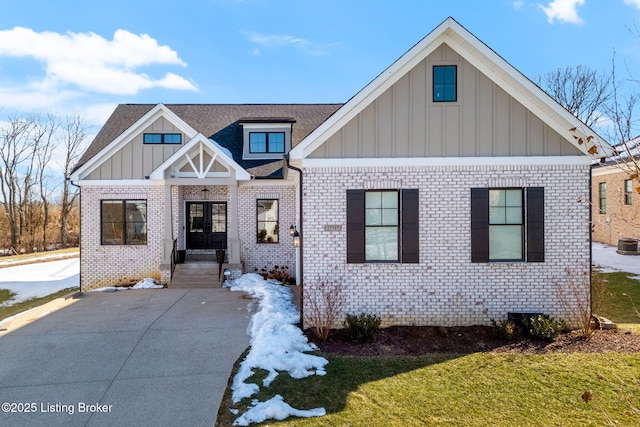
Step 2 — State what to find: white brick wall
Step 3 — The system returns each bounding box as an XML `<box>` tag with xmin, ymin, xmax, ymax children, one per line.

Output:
<box><xmin>238</xmin><ymin>185</ymin><xmax>297</xmax><ymax>276</ymax></box>
<box><xmin>302</xmin><ymin>163</ymin><xmax>592</xmax><ymax>328</ymax></box>
<box><xmin>80</xmin><ymin>185</ymin><xmax>165</xmax><ymax>290</ymax></box>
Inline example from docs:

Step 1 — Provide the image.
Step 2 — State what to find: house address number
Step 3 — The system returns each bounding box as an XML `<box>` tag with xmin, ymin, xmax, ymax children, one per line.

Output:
<box><xmin>323</xmin><ymin>225</ymin><xmax>342</xmax><ymax>232</ymax></box>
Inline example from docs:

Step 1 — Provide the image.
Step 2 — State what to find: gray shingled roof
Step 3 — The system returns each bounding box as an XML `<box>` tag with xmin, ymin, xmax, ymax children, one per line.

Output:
<box><xmin>77</xmin><ymin>103</ymin><xmax>343</xmax><ymax>178</ymax></box>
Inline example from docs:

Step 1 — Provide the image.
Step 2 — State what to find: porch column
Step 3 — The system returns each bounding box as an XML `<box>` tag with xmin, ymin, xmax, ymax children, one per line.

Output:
<box><xmin>227</xmin><ymin>181</ymin><xmax>241</xmax><ymax>264</ymax></box>
<box><xmin>162</xmin><ymin>184</ymin><xmax>174</xmax><ymax>265</ymax></box>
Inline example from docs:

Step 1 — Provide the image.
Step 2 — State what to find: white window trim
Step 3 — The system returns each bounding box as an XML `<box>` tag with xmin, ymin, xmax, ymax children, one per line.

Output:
<box><xmin>241</xmin><ymin>123</ymin><xmax>292</xmax><ymax>160</ymax></box>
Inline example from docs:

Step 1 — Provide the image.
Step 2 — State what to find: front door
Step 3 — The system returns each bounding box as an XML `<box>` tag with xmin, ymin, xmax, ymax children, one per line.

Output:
<box><xmin>186</xmin><ymin>202</ymin><xmax>227</xmax><ymax>250</ymax></box>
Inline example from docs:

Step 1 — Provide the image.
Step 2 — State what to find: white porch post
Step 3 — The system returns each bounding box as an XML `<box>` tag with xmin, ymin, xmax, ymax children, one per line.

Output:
<box><xmin>227</xmin><ymin>181</ymin><xmax>241</xmax><ymax>264</ymax></box>
<box><xmin>162</xmin><ymin>184</ymin><xmax>174</xmax><ymax>265</ymax></box>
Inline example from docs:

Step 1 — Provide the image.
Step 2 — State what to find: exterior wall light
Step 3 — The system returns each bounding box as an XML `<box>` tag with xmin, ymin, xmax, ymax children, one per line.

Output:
<box><xmin>201</xmin><ymin>187</ymin><xmax>210</xmax><ymax>200</ymax></box>
<box><xmin>292</xmin><ymin>229</ymin><xmax>300</xmax><ymax>247</ymax></box>
<box><xmin>289</xmin><ymin>224</ymin><xmax>295</xmax><ymax>236</ymax></box>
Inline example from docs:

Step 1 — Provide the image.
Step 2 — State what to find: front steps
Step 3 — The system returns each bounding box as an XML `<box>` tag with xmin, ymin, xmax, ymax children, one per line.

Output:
<box><xmin>170</xmin><ymin>261</ymin><xmax>226</xmax><ymax>288</ymax></box>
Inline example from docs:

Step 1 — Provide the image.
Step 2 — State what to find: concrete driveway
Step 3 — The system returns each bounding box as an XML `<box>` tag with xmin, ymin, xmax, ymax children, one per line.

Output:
<box><xmin>0</xmin><ymin>288</ymin><xmax>252</xmax><ymax>426</ymax></box>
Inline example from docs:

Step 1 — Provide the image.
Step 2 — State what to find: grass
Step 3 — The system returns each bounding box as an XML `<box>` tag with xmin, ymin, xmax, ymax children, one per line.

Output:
<box><xmin>217</xmin><ymin>271</ymin><xmax>640</xmax><ymax>426</ymax></box>
<box><xmin>218</xmin><ymin>353</ymin><xmax>640</xmax><ymax>426</ymax></box>
<box><xmin>598</xmin><ymin>272</ymin><xmax>640</xmax><ymax>325</ymax></box>
<box><xmin>0</xmin><ymin>287</ymin><xmax>78</xmax><ymax>322</ymax></box>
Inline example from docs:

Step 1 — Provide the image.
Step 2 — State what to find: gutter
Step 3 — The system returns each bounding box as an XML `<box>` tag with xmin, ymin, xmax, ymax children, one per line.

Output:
<box><xmin>284</xmin><ymin>154</ymin><xmax>304</xmax><ymax>330</ymax></box>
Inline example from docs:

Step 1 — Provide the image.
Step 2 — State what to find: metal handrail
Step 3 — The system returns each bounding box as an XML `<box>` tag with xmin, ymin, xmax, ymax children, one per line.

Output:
<box><xmin>170</xmin><ymin>238</ymin><xmax>177</xmax><ymax>280</ymax></box>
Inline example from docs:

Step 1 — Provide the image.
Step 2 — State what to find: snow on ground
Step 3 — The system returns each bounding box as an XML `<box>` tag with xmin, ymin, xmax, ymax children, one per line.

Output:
<box><xmin>225</xmin><ymin>273</ymin><xmax>327</xmax><ymax>426</ymax></box>
<box><xmin>592</xmin><ymin>242</ymin><xmax>640</xmax><ymax>276</ymax></box>
<box><xmin>0</xmin><ymin>258</ymin><xmax>79</xmax><ymax>305</ymax></box>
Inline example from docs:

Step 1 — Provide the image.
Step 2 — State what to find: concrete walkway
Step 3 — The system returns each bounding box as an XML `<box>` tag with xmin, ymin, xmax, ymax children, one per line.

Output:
<box><xmin>0</xmin><ymin>288</ymin><xmax>252</xmax><ymax>427</ymax></box>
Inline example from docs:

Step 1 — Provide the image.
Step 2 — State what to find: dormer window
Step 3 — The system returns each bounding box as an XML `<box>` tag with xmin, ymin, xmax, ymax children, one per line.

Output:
<box><xmin>249</xmin><ymin>132</ymin><xmax>285</xmax><ymax>153</ymax></box>
<box><xmin>240</xmin><ymin>118</ymin><xmax>295</xmax><ymax>160</ymax></box>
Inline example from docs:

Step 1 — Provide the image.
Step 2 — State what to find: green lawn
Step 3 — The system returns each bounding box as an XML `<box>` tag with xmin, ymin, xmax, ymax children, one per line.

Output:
<box><xmin>219</xmin><ymin>353</ymin><xmax>640</xmax><ymax>426</ymax></box>
<box><xmin>217</xmin><ymin>271</ymin><xmax>640</xmax><ymax>426</ymax></box>
<box><xmin>598</xmin><ymin>272</ymin><xmax>640</xmax><ymax>325</ymax></box>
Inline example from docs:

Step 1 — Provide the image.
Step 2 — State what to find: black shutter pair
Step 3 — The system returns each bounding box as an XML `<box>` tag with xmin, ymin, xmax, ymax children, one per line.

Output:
<box><xmin>346</xmin><ymin>189</ymin><xmax>419</xmax><ymax>263</ymax></box>
<box><xmin>470</xmin><ymin>187</ymin><xmax>545</xmax><ymax>263</ymax></box>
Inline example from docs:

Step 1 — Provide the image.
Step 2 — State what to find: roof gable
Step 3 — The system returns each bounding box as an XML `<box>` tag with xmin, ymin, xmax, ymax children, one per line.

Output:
<box><xmin>289</xmin><ymin>17</ymin><xmax>611</xmax><ymax>160</ymax></box>
<box><xmin>71</xmin><ymin>103</ymin><xmax>197</xmax><ymax>181</ymax></box>
<box><xmin>148</xmin><ymin>134</ymin><xmax>251</xmax><ymax>180</ymax></box>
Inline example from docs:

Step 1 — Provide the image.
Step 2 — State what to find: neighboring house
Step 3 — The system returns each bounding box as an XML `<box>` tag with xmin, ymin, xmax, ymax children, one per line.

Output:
<box><xmin>72</xmin><ymin>17</ymin><xmax>610</xmax><ymax>327</ymax></box>
<box><xmin>592</xmin><ymin>139</ymin><xmax>640</xmax><ymax>246</ymax></box>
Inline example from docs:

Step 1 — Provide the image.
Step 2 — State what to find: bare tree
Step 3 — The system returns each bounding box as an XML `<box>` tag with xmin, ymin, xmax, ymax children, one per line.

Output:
<box><xmin>33</xmin><ymin>114</ymin><xmax>60</xmax><ymax>250</ymax></box>
<box><xmin>0</xmin><ymin>114</ymin><xmax>38</xmax><ymax>253</ymax></box>
<box><xmin>60</xmin><ymin>114</ymin><xmax>87</xmax><ymax>248</ymax></box>
<box><xmin>537</xmin><ymin>65</ymin><xmax>612</xmax><ymax>128</ymax></box>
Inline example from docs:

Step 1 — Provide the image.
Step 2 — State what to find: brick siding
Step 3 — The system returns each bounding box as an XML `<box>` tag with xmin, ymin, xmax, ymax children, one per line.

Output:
<box><xmin>302</xmin><ymin>163</ymin><xmax>592</xmax><ymax>328</ymax></box>
<box><xmin>592</xmin><ymin>168</ymin><xmax>640</xmax><ymax>245</ymax></box>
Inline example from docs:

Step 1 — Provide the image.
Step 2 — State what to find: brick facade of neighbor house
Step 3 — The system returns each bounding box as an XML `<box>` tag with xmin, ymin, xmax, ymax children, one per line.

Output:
<box><xmin>80</xmin><ymin>185</ymin><xmax>166</xmax><ymax>290</ymax></box>
<box><xmin>302</xmin><ymin>163</ymin><xmax>591</xmax><ymax>328</ymax></box>
<box><xmin>238</xmin><ymin>185</ymin><xmax>297</xmax><ymax>277</ymax></box>
<box><xmin>592</xmin><ymin>166</ymin><xmax>640</xmax><ymax>245</ymax></box>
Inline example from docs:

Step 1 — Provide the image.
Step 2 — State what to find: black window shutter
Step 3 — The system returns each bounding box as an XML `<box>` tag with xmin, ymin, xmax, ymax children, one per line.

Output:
<box><xmin>526</xmin><ymin>187</ymin><xmax>545</xmax><ymax>262</ymax></box>
<box><xmin>471</xmin><ymin>188</ymin><xmax>490</xmax><ymax>263</ymax></box>
<box><xmin>401</xmin><ymin>189</ymin><xmax>419</xmax><ymax>263</ymax></box>
<box><xmin>346</xmin><ymin>190</ymin><xmax>365</xmax><ymax>263</ymax></box>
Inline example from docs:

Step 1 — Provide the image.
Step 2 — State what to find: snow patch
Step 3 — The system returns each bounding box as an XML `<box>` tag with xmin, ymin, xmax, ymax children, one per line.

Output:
<box><xmin>226</xmin><ymin>273</ymin><xmax>326</xmax><ymax>424</ymax></box>
<box><xmin>132</xmin><ymin>277</ymin><xmax>163</xmax><ymax>289</ymax></box>
<box><xmin>233</xmin><ymin>395</ymin><xmax>326</xmax><ymax>426</ymax></box>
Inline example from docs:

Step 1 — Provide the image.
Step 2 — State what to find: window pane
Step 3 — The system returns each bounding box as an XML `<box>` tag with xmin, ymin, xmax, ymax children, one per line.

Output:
<box><xmin>489</xmin><ymin>189</ymin><xmax>505</xmax><ymax>207</ymax></box>
<box><xmin>505</xmin><ymin>189</ymin><xmax>522</xmax><ymax>206</ymax></box>
<box><xmin>268</xmin><ymin>132</ymin><xmax>285</xmax><ymax>153</ymax></box>
<box><xmin>164</xmin><ymin>134</ymin><xmax>181</xmax><ymax>144</ymax></box>
<box><xmin>489</xmin><ymin>225</ymin><xmax>522</xmax><ymax>260</ymax></box>
<box><xmin>382</xmin><ymin>192</ymin><xmax>398</xmax><ymax>208</ymax></box>
<box><xmin>366</xmin><ymin>227</ymin><xmax>398</xmax><ymax>261</ymax></box>
<box><xmin>366</xmin><ymin>209</ymin><xmax>382</xmax><ymax>226</ymax></box>
<box><xmin>250</xmin><ymin>133</ymin><xmax>267</xmax><ymax>153</ymax></box>
<box><xmin>505</xmin><ymin>207</ymin><xmax>522</xmax><ymax>224</ymax></box>
<box><xmin>366</xmin><ymin>192</ymin><xmax>382</xmax><ymax>209</ymax></box>
<box><xmin>125</xmin><ymin>201</ymin><xmax>147</xmax><ymax>244</ymax></box>
<box><xmin>381</xmin><ymin>208</ymin><xmax>399</xmax><ymax>225</ymax></box>
<box><xmin>257</xmin><ymin>199</ymin><xmax>278</xmax><ymax>243</ymax></box>
<box><xmin>489</xmin><ymin>207</ymin><xmax>505</xmax><ymax>224</ymax></box>
<box><xmin>143</xmin><ymin>133</ymin><xmax>162</xmax><ymax>143</ymax></box>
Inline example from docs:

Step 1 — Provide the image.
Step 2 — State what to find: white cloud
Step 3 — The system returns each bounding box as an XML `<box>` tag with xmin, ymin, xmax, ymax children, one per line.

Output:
<box><xmin>242</xmin><ymin>31</ymin><xmax>339</xmax><ymax>56</ymax></box>
<box><xmin>0</xmin><ymin>27</ymin><xmax>198</xmax><ymax>96</ymax></box>
<box><xmin>624</xmin><ymin>0</ymin><xmax>640</xmax><ymax>9</ymax></box>
<box><xmin>539</xmin><ymin>0</ymin><xmax>585</xmax><ymax>24</ymax></box>
<box><xmin>513</xmin><ymin>0</ymin><xmax>525</xmax><ymax>9</ymax></box>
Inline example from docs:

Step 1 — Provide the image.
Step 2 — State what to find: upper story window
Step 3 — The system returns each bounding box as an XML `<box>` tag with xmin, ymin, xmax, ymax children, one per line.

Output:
<box><xmin>249</xmin><ymin>132</ymin><xmax>285</xmax><ymax>153</ymax></box>
<box><xmin>143</xmin><ymin>133</ymin><xmax>182</xmax><ymax>144</ymax></box>
<box><xmin>240</xmin><ymin>119</ymin><xmax>294</xmax><ymax>160</ymax></box>
<box><xmin>433</xmin><ymin>65</ymin><xmax>457</xmax><ymax>102</ymax></box>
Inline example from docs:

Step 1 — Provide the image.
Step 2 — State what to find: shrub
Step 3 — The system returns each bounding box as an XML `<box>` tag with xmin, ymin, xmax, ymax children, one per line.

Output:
<box><xmin>254</xmin><ymin>265</ymin><xmax>294</xmax><ymax>285</ymax></box>
<box><xmin>491</xmin><ymin>318</ymin><xmax>520</xmax><ymax>340</ymax></box>
<box><xmin>526</xmin><ymin>314</ymin><xmax>566</xmax><ymax>342</ymax></box>
<box><xmin>305</xmin><ymin>280</ymin><xmax>346</xmax><ymax>341</ymax></box>
<box><xmin>344</xmin><ymin>313</ymin><xmax>382</xmax><ymax>343</ymax></box>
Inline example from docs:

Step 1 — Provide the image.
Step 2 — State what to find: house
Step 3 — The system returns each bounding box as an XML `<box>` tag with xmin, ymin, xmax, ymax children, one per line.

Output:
<box><xmin>592</xmin><ymin>139</ymin><xmax>640</xmax><ymax>247</ymax></box>
<box><xmin>71</xmin><ymin>17</ymin><xmax>610</xmax><ymax>327</ymax></box>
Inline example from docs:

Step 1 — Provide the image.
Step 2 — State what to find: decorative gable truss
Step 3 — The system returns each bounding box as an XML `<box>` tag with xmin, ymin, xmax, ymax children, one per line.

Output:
<box><xmin>148</xmin><ymin>135</ymin><xmax>250</xmax><ymax>180</ymax></box>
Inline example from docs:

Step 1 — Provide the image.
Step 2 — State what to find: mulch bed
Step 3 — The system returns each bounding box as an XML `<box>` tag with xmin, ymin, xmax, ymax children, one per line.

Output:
<box><xmin>306</xmin><ymin>326</ymin><xmax>640</xmax><ymax>356</ymax></box>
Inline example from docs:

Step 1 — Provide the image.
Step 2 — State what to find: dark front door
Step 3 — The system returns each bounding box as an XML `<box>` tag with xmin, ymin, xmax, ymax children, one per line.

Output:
<box><xmin>186</xmin><ymin>202</ymin><xmax>227</xmax><ymax>250</ymax></box>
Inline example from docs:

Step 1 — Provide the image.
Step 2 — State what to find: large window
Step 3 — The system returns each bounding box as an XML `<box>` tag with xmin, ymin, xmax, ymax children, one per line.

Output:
<box><xmin>257</xmin><ymin>199</ymin><xmax>279</xmax><ymax>243</ymax></box>
<box><xmin>625</xmin><ymin>179</ymin><xmax>633</xmax><ymax>206</ymax></box>
<box><xmin>365</xmin><ymin>191</ymin><xmax>399</xmax><ymax>261</ymax></box>
<box><xmin>249</xmin><ymin>132</ymin><xmax>285</xmax><ymax>153</ymax></box>
<box><xmin>433</xmin><ymin>65</ymin><xmax>457</xmax><ymax>102</ymax></box>
<box><xmin>101</xmin><ymin>200</ymin><xmax>147</xmax><ymax>245</ymax></box>
<box><xmin>143</xmin><ymin>133</ymin><xmax>182</xmax><ymax>144</ymax></box>
<box><xmin>346</xmin><ymin>189</ymin><xmax>419</xmax><ymax>263</ymax></box>
<box><xmin>489</xmin><ymin>189</ymin><xmax>523</xmax><ymax>261</ymax></box>
<box><xmin>471</xmin><ymin>187</ymin><xmax>544</xmax><ymax>263</ymax></box>
<box><xmin>599</xmin><ymin>182</ymin><xmax>607</xmax><ymax>214</ymax></box>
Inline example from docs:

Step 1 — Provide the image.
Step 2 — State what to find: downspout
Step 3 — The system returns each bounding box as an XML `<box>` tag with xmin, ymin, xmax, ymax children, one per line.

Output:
<box><xmin>284</xmin><ymin>154</ymin><xmax>304</xmax><ymax>330</ymax></box>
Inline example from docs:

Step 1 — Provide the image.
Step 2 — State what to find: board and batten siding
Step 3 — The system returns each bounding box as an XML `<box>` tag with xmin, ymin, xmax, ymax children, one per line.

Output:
<box><xmin>310</xmin><ymin>44</ymin><xmax>581</xmax><ymax>159</ymax></box>
<box><xmin>87</xmin><ymin>117</ymin><xmax>184</xmax><ymax>180</ymax></box>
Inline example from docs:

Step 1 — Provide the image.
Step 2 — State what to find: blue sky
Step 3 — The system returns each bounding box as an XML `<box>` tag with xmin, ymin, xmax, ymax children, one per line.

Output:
<box><xmin>1</xmin><ymin>0</ymin><xmax>640</xmax><ymax>129</ymax></box>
